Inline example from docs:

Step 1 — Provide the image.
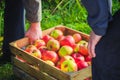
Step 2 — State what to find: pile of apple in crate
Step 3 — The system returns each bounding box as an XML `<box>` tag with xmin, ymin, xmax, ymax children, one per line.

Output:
<box><xmin>10</xmin><ymin>25</ymin><xmax>92</xmax><ymax>80</ymax></box>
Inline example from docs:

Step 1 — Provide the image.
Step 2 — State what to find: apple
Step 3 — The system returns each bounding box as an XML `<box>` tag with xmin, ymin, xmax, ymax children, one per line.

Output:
<box><xmin>58</xmin><ymin>45</ymin><xmax>73</xmax><ymax>57</ymax></box>
<box><xmin>31</xmin><ymin>49</ymin><xmax>41</xmax><ymax>59</ymax></box>
<box><xmin>85</xmin><ymin>55</ymin><xmax>92</xmax><ymax>62</ymax></box>
<box><xmin>24</xmin><ymin>45</ymin><xmax>41</xmax><ymax>58</ymax></box>
<box><xmin>60</xmin><ymin>60</ymin><xmax>78</xmax><ymax>72</ymax></box>
<box><xmin>78</xmin><ymin>40</ymin><xmax>89</xmax><ymax>56</ymax></box>
<box><xmin>41</xmin><ymin>50</ymin><xmax>59</xmax><ymax>63</ymax></box>
<box><xmin>34</xmin><ymin>39</ymin><xmax>46</xmax><ymax>49</ymax></box>
<box><xmin>84</xmin><ymin>77</ymin><xmax>92</xmax><ymax>80</ymax></box>
<box><xmin>77</xmin><ymin>60</ymin><xmax>88</xmax><ymax>70</ymax></box>
<box><xmin>87</xmin><ymin>61</ymin><xmax>92</xmax><ymax>66</ymax></box>
<box><xmin>59</xmin><ymin>55</ymin><xmax>75</xmax><ymax>65</ymax></box>
<box><xmin>73</xmin><ymin>33</ymin><xmax>82</xmax><ymax>43</ymax></box>
<box><xmin>38</xmin><ymin>46</ymin><xmax>47</xmax><ymax>53</ymax></box>
<box><xmin>58</xmin><ymin>35</ymin><xmax>65</xmax><ymax>41</ymax></box>
<box><xmin>42</xmin><ymin>35</ymin><xmax>53</xmax><ymax>43</ymax></box>
<box><xmin>45</xmin><ymin>60</ymin><xmax>55</xmax><ymax>66</ymax></box>
<box><xmin>72</xmin><ymin>44</ymin><xmax>79</xmax><ymax>53</ymax></box>
<box><xmin>50</xmin><ymin>29</ymin><xmax>63</xmax><ymax>40</ymax></box>
<box><xmin>71</xmin><ymin>53</ymin><xmax>85</xmax><ymax>63</ymax></box>
<box><xmin>47</xmin><ymin>39</ymin><xmax>60</xmax><ymax>51</ymax></box>
<box><xmin>25</xmin><ymin>45</ymin><xmax>37</xmax><ymax>53</ymax></box>
<box><xmin>60</xmin><ymin>35</ymin><xmax>75</xmax><ymax>47</ymax></box>
<box><xmin>56</xmin><ymin>62</ymin><xmax>61</xmax><ymax>69</ymax></box>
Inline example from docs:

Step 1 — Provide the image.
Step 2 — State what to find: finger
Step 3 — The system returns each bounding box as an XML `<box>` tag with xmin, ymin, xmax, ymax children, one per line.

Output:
<box><xmin>87</xmin><ymin>43</ymin><xmax>93</xmax><ymax>58</ymax></box>
<box><xmin>90</xmin><ymin>44</ymin><xmax>96</xmax><ymax>58</ymax></box>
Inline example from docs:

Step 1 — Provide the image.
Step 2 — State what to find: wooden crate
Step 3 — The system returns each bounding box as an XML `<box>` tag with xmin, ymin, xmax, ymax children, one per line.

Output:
<box><xmin>10</xmin><ymin>25</ymin><xmax>92</xmax><ymax>80</ymax></box>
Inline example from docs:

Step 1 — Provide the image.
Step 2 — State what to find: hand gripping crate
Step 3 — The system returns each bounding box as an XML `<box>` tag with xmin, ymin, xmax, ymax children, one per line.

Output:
<box><xmin>9</xmin><ymin>25</ymin><xmax>92</xmax><ymax>80</ymax></box>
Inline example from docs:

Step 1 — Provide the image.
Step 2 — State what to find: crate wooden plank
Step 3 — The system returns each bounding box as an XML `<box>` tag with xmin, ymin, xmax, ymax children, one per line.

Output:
<box><xmin>12</xmin><ymin>57</ymin><xmax>57</xmax><ymax>80</ymax></box>
<box><xmin>68</xmin><ymin>66</ymin><xmax>92</xmax><ymax>80</ymax></box>
<box><xmin>13</xmin><ymin>66</ymin><xmax>37</xmax><ymax>80</ymax></box>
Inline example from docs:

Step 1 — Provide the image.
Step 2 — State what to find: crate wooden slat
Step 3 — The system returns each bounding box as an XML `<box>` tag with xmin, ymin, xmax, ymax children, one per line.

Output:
<box><xmin>10</xmin><ymin>26</ymin><xmax>91</xmax><ymax>80</ymax></box>
<box><xmin>13</xmin><ymin>66</ymin><xmax>37</xmax><ymax>80</ymax></box>
<box><xmin>12</xmin><ymin>57</ymin><xmax>57</xmax><ymax>80</ymax></box>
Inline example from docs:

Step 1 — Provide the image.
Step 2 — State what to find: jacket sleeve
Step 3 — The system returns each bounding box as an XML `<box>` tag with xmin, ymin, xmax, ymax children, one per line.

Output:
<box><xmin>81</xmin><ymin>0</ymin><xmax>112</xmax><ymax>36</ymax></box>
<box><xmin>23</xmin><ymin>0</ymin><xmax>42</xmax><ymax>22</ymax></box>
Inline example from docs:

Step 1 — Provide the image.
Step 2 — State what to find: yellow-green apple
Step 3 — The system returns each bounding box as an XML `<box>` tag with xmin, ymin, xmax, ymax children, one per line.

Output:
<box><xmin>31</xmin><ymin>49</ymin><xmax>41</xmax><ymax>58</ymax></box>
<box><xmin>34</xmin><ymin>39</ymin><xmax>46</xmax><ymax>49</ymax></box>
<box><xmin>58</xmin><ymin>45</ymin><xmax>73</xmax><ymax>57</ymax></box>
<box><xmin>50</xmin><ymin>29</ymin><xmax>63</xmax><ymax>40</ymax></box>
<box><xmin>77</xmin><ymin>60</ymin><xmax>88</xmax><ymax>70</ymax></box>
<box><xmin>71</xmin><ymin>53</ymin><xmax>85</xmax><ymax>63</ymax></box>
<box><xmin>59</xmin><ymin>55</ymin><xmax>75</xmax><ymax>65</ymax></box>
<box><xmin>41</xmin><ymin>50</ymin><xmax>59</xmax><ymax>63</ymax></box>
<box><xmin>60</xmin><ymin>35</ymin><xmax>75</xmax><ymax>47</ymax></box>
<box><xmin>60</xmin><ymin>60</ymin><xmax>78</xmax><ymax>72</ymax></box>
<box><xmin>57</xmin><ymin>55</ymin><xmax>75</xmax><ymax>69</ymax></box>
<box><xmin>47</xmin><ymin>39</ymin><xmax>60</xmax><ymax>51</ymax></box>
<box><xmin>44</xmin><ymin>60</ymin><xmax>55</xmax><ymax>66</ymax></box>
<box><xmin>78</xmin><ymin>40</ymin><xmax>89</xmax><ymax>56</ymax></box>
<box><xmin>42</xmin><ymin>35</ymin><xmax>53</xmax><ymax>43</ymax></box>
<box><xmin>73</xmin><ymin>33</ymin><xmax>82</xmax><ymax>43</ymax></box>
<box><xmin>31</xmin><ymin>49</ymin><xmax>41</xmax><ymax>59</ymax></box>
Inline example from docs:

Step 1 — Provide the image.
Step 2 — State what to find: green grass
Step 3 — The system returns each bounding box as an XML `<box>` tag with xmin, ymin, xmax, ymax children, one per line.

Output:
<box><xmin>0</xmin><ymin>63</ymin><xmax>14</xmax><ymax>80</ymax></box>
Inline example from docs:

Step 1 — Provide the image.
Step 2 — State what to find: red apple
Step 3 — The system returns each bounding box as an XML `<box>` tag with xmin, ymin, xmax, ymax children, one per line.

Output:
<box><xmin>73</xmin><ymin>33</ymin><xmax>82</xmax><ymax>43</ymax></box>
<box><xmin>47</xmin><ymin>39</ymin><xmax>60</xmax><ymax>51</ymax></box>
<box><xmin>42</xmin><ymin>35</ymin><xmax>53</xmax><ymax>43</ymax></box>
<box><xmin>24</xmin><ymin>45</ymin><xmax>41</xmax><ymax>58</ymax></box>
<box><xmin>85</xmin><ymin>55</ymin><xmax>92</xmax><ymax>62</ymax></box>
<box><xmin>60</xmin><ymin>35</ymin><xmax>75</xmax><ymax>47</ymax></box>
<box><xmin>60</xmin><ymin>60</ymin><xmax>78</xmax><ymax>72</ymax></box>
<box><xmin>78</xmin><ymin>40</ymin><xmax>89</xmax><ymax>56</ymax></box>
<box><xmin>72</xmin><ymin>44</ymin><xmax>79</xmax><ymax>53</ymax></box>
<box><xmin>25</xmin><ymin>45</ymin><xmax>37</xmax><ymax>53</ymax></box>
<box><xmin>71</xmin><ymin>53</ymin><xmax>85</xmax><ymax>63</ymax></box>
<box><xmin>34</xmin><ymin>39</ymin><xmax>46</xmax><ymax>49</ymax></box>
<box><xmin>84</xmin><ymin>78</ymin><xmax>91</xmax><ymax>80</ymax></box>
<box><xmin>50</xmin><ymin>29</ymin><xmax>63</xmax><ymax>40</ymax></box>
<box><xmin>38</xmin><ymin>46</ymin><xmax>47</xmax><ymax>53</ymax></box>
<box><xmin>58</xmin><ymin>35</ymin><xmax>65</xmax><ymax>41</ymax></box>
<box><xmin>58</xmin><ymin>45</ymin><xmax>73</xmax><ymax>57</ymax></box>
<box><xmin>41</xmin><ymin>50</ymin><xmax>59</xmax><ymax>63</ymax></box>
<box><xmin>77</xmin><ymin>60</ymin><xmax>88</xmax><ymax>70</ymax></box>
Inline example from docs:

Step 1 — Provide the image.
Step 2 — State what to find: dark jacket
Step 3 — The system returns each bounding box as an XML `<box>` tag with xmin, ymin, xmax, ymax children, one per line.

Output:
<box><xmin>81</xmin><ymin>0</ymin><xmax>112</xmax><ymax>36</ymax></box>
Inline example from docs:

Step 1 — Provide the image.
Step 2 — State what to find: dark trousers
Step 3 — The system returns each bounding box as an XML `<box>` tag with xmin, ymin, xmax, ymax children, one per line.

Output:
<box><xmin>92</xmin><ymin>10</ymin><xmax>120</xmax><ymax>80</ymax></box>
<box><xmin>2</xmin><ymin>0</ymin><xmax>25</xmax><ymax>57</ymax></box>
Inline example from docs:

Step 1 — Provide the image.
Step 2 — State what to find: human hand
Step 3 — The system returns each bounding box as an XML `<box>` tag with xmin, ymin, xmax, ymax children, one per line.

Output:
<box><xmin>25</xmin><ymin>22</ymin><xmax>42</xmax><ymax>44</ymax></box>
<box><xmin>88</xmin><ymin>31</ymin><xmax>102</xmax><ymax>58</ymax></box>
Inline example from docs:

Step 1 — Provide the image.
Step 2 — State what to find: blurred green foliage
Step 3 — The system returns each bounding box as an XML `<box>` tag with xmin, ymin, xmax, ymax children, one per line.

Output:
<box><xmin>0</xmin><ymin>0</ymin><xmax>120</xmax><ymax>36</ymax></box>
